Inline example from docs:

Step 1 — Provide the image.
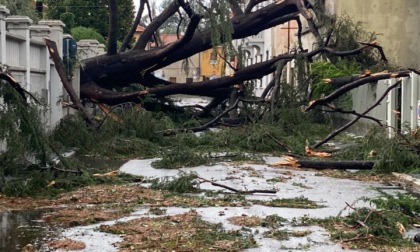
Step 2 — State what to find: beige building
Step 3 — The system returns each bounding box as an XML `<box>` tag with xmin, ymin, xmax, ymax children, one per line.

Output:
<box><xmin>324</xmin><ymin>0</ymin><xmax>420</xmax><ymax>68</ymax></box>
<box><xmin>134</xmin><ymin>28</ymin><xmax>200</xmax><ymax>83</ymax></box>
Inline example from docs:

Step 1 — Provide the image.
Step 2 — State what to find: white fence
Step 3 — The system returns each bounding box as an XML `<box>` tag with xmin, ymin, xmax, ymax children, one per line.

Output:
<box><xmin>0</xmin><ymin>5</ymin><xmax>106</xmax><ymax>130</ymax></box>
<box><xmin>339</xmin><ymin>73</ymin><xmax>420</xmax><ymax>137</ymax></box>
<box><xmin>0</xmin><ymin>5</ymin><xmax>69</xmax><ymax>129</ymax></box>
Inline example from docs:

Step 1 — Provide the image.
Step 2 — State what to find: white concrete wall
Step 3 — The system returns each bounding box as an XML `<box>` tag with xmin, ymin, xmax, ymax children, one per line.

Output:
<box><xmin>0</xmin><ymin>5</ymin><xmax>67</xmax><ymax>129</ymax></box>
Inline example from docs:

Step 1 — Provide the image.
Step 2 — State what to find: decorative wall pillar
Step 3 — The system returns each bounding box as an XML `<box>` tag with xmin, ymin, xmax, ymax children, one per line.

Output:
<box><xmin>0</xmin><ymin>5</ymin><xmax>9</xmax><ymax>64</ymax></box>
<box><xmin>6</xmin><ymin>15</ymin><xmax>32</xmax><ymax>90</ymax></box>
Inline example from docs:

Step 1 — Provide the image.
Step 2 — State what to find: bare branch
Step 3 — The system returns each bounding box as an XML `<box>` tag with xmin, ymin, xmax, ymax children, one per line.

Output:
<box><xmin>134</xmin><ymin>1</ymin><xmax>180</xmax><ymax>50</ymax></box>
<box><xmin>120</xmin><ymin>0</ymin><xmax>147</xmax><ymax>52</ymax></box>
<box><xmin>311</xmin><ymin>80</ymin><xmax>402</xmax><ymax>149</ymax></box>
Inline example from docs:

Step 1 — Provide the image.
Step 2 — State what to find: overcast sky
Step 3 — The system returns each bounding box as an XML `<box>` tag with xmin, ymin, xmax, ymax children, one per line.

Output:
<box><xmin>134</xmin><ymin>0</ymin><xmax>162</xmax><ymax>12</ymax></box>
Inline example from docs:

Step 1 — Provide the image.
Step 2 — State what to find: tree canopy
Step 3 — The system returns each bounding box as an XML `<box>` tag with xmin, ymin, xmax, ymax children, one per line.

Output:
<box><xmin>44</xmin><ymin>0</ymin><xmax>135</xmax><ymax>41</ymax></box>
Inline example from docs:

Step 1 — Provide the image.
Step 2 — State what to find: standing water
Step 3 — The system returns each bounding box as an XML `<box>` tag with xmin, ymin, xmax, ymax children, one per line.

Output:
<box><xmin>0</xmin><ymin>209</ymin><xmax>57</xmax><ymax>251</ymax></box>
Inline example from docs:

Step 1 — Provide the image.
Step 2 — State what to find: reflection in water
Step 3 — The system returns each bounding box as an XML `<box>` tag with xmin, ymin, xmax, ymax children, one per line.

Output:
<box><xmin>0</xmin><ymin>210</ymin><xmax>56</xmax><ymax>251</ymax></box>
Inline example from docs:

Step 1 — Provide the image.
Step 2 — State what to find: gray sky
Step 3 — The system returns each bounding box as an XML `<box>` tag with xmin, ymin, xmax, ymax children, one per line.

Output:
<box><xmin>134</xmin><ymin>0</ymin><xmax>162</xmax><ymax>12</ymax></box>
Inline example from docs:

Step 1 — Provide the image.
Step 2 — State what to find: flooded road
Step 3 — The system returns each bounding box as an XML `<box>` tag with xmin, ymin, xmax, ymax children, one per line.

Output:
<box><xmin>0</xmin><ymin>209</ymin><xmax>56</xmax><ymax>251</ymax></box>
<box><xmin>56</xmin><ymin>156</ymin><xmax>397</xmax><ymax>251</ymax></box>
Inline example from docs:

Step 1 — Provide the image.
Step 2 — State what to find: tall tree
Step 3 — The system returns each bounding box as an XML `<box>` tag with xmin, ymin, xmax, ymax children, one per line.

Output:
<box><xmin>44</xmin><ymin>0</ymin><xmax>134</xmax><ymax>41</ymax></box>
<box><xmin>0</xmin><ymin>0</ymin><xmax>40</xmax><ymax>21</ymax></box>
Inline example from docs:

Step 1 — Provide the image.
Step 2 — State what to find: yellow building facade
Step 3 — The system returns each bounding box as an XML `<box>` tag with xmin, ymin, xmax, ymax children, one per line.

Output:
<box><xmin>200</xmin><ymin>47</ymin><xmax>225</xmax><ymax>80</ymax></box>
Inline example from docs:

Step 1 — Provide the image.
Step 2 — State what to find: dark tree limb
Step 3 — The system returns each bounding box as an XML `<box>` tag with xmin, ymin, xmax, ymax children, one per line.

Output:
<box><xmin>45</xmin><ymin>38</ymin><xmax>98</xmax><ymax>129</ymax></box>
<box><xmin>120</xmin><ymin>0</ymin><xmax>147</xmax><ymax>52</ymax></box>
<box><xmin>134</xmin><ymin>0</ymin><xmax>179</xmax><ymax>50</ymax></box>
<box><xmin>265</xmin><ymin>132</ymin><xmax>293</xmax><ymax>152</ymax></box>
<box><xmin>295</xmin><ymin>0</ymin><xmax>321</xmax><ymax>42</ymax></box>
<box><xmin>261</xmin><ymin>78</ymin><xmax>275</xmax><ymax>99</ymax></box>
<box><xmin>298</xmin><ymin>160</ymin><xmax>375</xmax><ymax>170</ymax></box>
<box><xmin>154</xmin><ymin>14</ymin><xmax>201</xmax><ymax>60</ymax></box>
<box><xmin>310</xmin><ymin>80</ymin><xmax>402</xmax><ymax>149</ymax></box>
<box><xmin>294</xmin><ymin>15</ymin><xmax>304</xmax><ymax>52</ymax></box>
<box><xmin>228</xmin><ymin>0</ymin><xmax>244</xmax><ymax>16</ymax></box>
<box><xmin>80</xmin><ymin>42</ymin><xmax>386</xmax><ymax>105</ymax></box>
<box><xmin>107</xmin><ymin>0</ymin><xmax>118</xmax><ymax>55</ymax></box>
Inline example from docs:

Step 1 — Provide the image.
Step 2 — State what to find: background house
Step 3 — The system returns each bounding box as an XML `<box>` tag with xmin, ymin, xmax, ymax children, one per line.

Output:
<box><xmin>134</xmin><ymin>27</ymin><xmax>200</xmax><ymax>83</ymax></box>
<box><xmin>200</xmin><ymin>47</ymin><xmax>225</xmax><ymax>81</ymax></box>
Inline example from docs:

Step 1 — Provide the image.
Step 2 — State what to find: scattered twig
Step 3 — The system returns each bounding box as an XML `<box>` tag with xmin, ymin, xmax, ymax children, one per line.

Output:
<box><xmin>341</xmin><ymin>234</ymin><xmax>374</xmax><ymax>243</ymax></box>
<box><xmin>264</xmin><ymin>132</ymin><xmax>293</xmax><ymax>152</ymax></box>
<box><xmin>197</xmin><ymin>176</ymin><xmax>277</xmax><ymax>194</ymax></box>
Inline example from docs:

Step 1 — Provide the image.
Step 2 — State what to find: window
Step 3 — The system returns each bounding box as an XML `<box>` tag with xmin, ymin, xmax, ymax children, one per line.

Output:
<box><xmin>209</xmin><ymin>52</ymin><xmax>218</xmax><ymax>64</ymax></box>
<box><xmin>169</xmin><ymin>77</ymin><xmax>176</xmax><ymax>83</ymax></box>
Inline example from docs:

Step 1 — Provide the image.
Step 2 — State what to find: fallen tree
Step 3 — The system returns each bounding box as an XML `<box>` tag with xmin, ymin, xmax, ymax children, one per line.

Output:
<box><xmin>49</xmin><ymin>0</ymin><xmax>391</xmax><ymax>126</ymax></box>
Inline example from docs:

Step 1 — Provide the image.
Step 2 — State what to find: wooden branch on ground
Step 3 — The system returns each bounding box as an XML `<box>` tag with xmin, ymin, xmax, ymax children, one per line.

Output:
<box><xmin>198</xmin><ymin>176</ymin><xmax>277</xmax><ymax>194</ymax></box>
<box><xmin>273</xmin><ymin>156</ymin><xmax>375</xmax><ymax>170</ymax></box>
<box><xmin>298</xmin><ymin>160</ymin><xmax>375</xmax><ymax>170</ymax></box>
<box><xmin>45</xmin><ymin>38</ymin><xmax>98</xmax><ymax>129</ymax></box>
<box><xmin>264</xmin><ymin>132</ymin><xmax>293</xmax><ymax>152</ymax></box>
<box><xmin>311</xmin><ymin>80</ymin><xmax>402</xmax><ymax>149</ymax></box>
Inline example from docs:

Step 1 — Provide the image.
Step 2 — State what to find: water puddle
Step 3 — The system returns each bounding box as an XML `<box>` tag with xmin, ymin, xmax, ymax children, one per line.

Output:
<box><xmin>0</xmin><ymin>209</ymin><xmax>57</xmax><ymax>251</ymax></box>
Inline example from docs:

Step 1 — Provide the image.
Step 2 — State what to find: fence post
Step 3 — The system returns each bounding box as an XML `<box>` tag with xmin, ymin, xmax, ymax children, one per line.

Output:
<box><xmin>387</xmin><ymin>78</ymin><xmax>397</xmax><ymax>138</ymax></box>
<box><xmin>5</xmin><ymin>15</ymin><xmax>32</xmax><ymax>91</ymax></box>
<box><xmin>0</xmin><ymin>5</ymin><xmax>9</xmax><ymax>65</ymax></box>
<box><xmin>38</xmin><ymin>20</ymin><xmax>65</xmax><ymax>127</ymax></box>
<box><xmin>400</xmin><ymin>77</ymin><xmax>411</xmax><ymax>132</ymax></box>
<box><xmin>411</xmin><ymin>72</ymin><xmax>419</xmax><ymax>130</ymax></box>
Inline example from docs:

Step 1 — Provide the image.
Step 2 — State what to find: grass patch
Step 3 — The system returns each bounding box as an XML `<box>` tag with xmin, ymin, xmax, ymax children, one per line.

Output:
<box><xmin>334</xmin><ymin>127</ymin><xmax>420</xmax><ymax>173</ymax></box>
<box><xmin>252</xmin><ymin>196</ymin><xmax>322</xmax><ymax>209</ymax></box>
<box><xmin>263</xmin><ymin>229</ymin><xmax>289</xmax><ymax>240</ymax></box>
<box><xmin>150</xmin><ymin>172</ymin><xmax>201</xmax><ymax>193</ymax></box>
<box><xmin>99</xmin><ymin>211</ymin><xmax>257</xmax><ymax>251</ymax></box>
<box><xmin>297</xmin><ymin>190</ymin><xmax>420</xmax><ymax>251</ymax></box>
<box><xmin>228</xmin><ymin>215</ymin><xmax>262</xmax><ymax>227</ymax></box>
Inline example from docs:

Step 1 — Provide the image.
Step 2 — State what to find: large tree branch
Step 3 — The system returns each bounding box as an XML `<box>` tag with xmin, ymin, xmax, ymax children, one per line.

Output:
<box><xmin>154</xmin><ymin>14</ymin><xmax>201</xmax><ymax>60</ymax></box>
<box><xmin>107</xmin><ymin>0</ymin><xmax>118</xmax><ymax>55</ymax></box>
<box><xmin>45</xmin><ymin>38</ymin><xmax>97</xmax><ymax>128</ymax></box>
<box><xmin>81</xmin><ymin>1</ymin><xmax>302</xmax><ymax>85</ymax></box>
